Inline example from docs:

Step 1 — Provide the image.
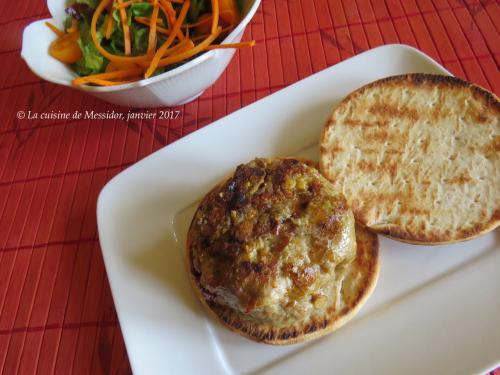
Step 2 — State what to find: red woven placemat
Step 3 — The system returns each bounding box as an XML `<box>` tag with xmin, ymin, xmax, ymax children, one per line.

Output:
<box><xmin>0</xmin><ymin>0</ymin><xmax>499</xmax><ymax>373</ymax></box>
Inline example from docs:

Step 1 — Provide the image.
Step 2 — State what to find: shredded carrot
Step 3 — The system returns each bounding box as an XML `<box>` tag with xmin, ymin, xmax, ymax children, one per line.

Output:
<box><xmin>156</xmin><ymin>26</ymin><xmax>172</xmax><ymax>35</ymax></box>
<box><xmin>74</xmin><ymin>78</ymin><xmax>138</xmax><ymax>86</ymax></box>
<box><xmin>104</xmin><ymin>1</ymin><xmax>114</xmax><ymax>39</ymax></box>
<box><xmin>91</xmin><ymin>0</ymin><xmax>150</xmax><ymax>62</ymax></box>
<box><xmin>136</xmin><ymin>39</ymin><xmax>193</xmax><ymax>67</ymax></box>
<box><xmin>158</xmin><ymin>40</ymin><xmax>192</xmax><ymax>57</ymax></box>
<box><xmin>105</xmin><ymin>61</ymin><xmax>140</xmax><ymax>72</ymax></box>
<box><xmin>148</xmin><ymin>1</ymin><xmax>160</xmax><ymax>54</ymax></box>
<box><xmin>168</xmin><ymin>39</ymin><xmax>194</xmax><ymax>56</ymax></box>
<box><xmin>192</xmin><ymin>13</ymin><xmax>212</xmax><ymax>34</ymax></box>
<box><xmin>155</xmin><ymin>27</ymin><xmax>221</xmax><ymax>69</ymax></box>
<box><xmin>135</xmin><ymin>16</ymin><xmax>164</xmax><ymax>25</ymax></box>
<box><xmin>145</xmin><ymin>0</ymin><xmax>191</xmax><ymax>78</ymax></box>
<box><xmin>104</xmin><ymin>15</ymin><xmax>114</xmax><ymax>39</ymax></box>
<box><xmin>135</xmin><ymin>18</ymin><xmax>171</xmax><ymax>35</ymax></box>
<box><xmin>166</xmin><ymin>39</ymin><xmax>193</xmax><ymax>54</ymax></box>
<box><xmin>75</xmin><ymin>0</ymin><xmax>251</xmax><ymax>84</ymax></box>
<box><xmin>72</xmin><ymin>68</ymin><xmax>144</xmax><ymax>85</ymax></box>
<box><xmin>211</xmin><ymin>0</ymin><xmax>219</xmax><ymax>35</ymax></box>
<box><xmin>191</xmin><ymin>26</ymin><xmax>231</xmax><ymax>42</ymax></box>
<box><xmin>162</xmin><ymin>39</ymin><xmax>194</xmax><ymax>58</ymax></box>
<box><xmin>137</xmin><ymin>39</ymin><xmax>195</xmax><ymax>68</ymax></box>
<box><xmin>182</xmin><ymin>11</ymin><xmax>232</xmax><ymax>28</ymax></box>
<box><xmin>117</xmin><ymin>0</ymin><xmax>131</xmax><ymax>55</ymax></box>
<box><xmin>204</xmin><ymin>40</ymin><xmax>255</xmax><ymax>50</ymax></box>
<box><xmin>158</xmin><ymin>0</ymin><xmax>185</xmax><ymax>40</ymax></box>
<box><xmin>218</xmin><ymin>0</ymin><xmax>239</xmax><ymax>26</ymax></box>
<box><xmin>158</xmin><ymin>3</ymin><xmax>171</xmax><ymax>30</ymax></box>
<box><xmin>160</xmin><ymin>0</ymin><xmax>176</xmax><ymax>17</ymax></box>
<box><xmin>180</xmin><ymin>10</ymin><xmax>233</xmax><ymax>32</ymax></box>
<box><xmin>45</xmin><ymin>22</ymin><xmax>65</xmax><ymax>37</ymax></box>
<box><xmin>114</xmin><ymin>0</ymin><xmax>133</xmax><ymax>9</ymax></box>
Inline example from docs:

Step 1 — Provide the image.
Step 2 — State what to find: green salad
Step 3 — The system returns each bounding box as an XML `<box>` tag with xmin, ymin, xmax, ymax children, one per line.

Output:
<box><xmin>46</xmin><ymin>0</ymin><xmax>252</xmax><ymax>86</ymax></box>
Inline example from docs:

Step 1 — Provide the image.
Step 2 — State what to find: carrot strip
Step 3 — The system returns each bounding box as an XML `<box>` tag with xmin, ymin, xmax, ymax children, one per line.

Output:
<box><xmin>135</xmin><ymin>18</ymin><xmax>171</xmax><ymax>35</ymax></box>
<box><xmin>167</xmin><ymin>39</ymin><xmax>194</xmax><ymax>55</ymax></box>
<box><xmin>104</xmin><ymin>1</ymin><xmax>114</xmax><ymax>39</ymax></box>
<box><xmin>166</xmin><ymin>39</ymin><xmax>192</xmax><ymax>53</ymax></box>
<box><xmin>183</xmin><ymin>13</ymin><xmax>218</xmax><ymax>28</ymax></box>
<box><xmin>158</xmin><ymin>39</ymin><xmax>192</xmax><ymax>58</ymax></box>
<box><xmin>74</xmin><ymin>0</ymin><xmax>242</xmax><ymax>84</ymax></box>
<box><xmin>158</xmin><ymin>0</ymin><xmax>185</xmax><ymax>40</ymax></box>
<box><xmin>104</xmin><ymin>14</ymin><xmax>114</xmax><ymax>39</ymax></box>
<box><xmin>158</xmin><ymin>3</ymin><xmax>173</xmax><ymax>33</ymax></box>
<box><xmin>156</xmin><ymin>26</ymin><xmax>172</xmax><ymax>35</ymax></box>
<box><xmin>204</xmin><ymin>40</ymin><xmax>255</xmax><ymax>50</ymax></box>
<box><xmin>45</xmin><ymin>22</ymin><xmax>65</xmax><ymax>37</ymax></box>
<box><xmin>155</xmin><ymin>27</ymin><xmax>221</xmax><ymax>69</ymax></box>
<box><xmin>160</xmin><ymin>0</ymin><xmax>176</xmax><ymax>17</ymax></box>
<box><xmin>91</xmin><ymin>0</ymin><xmax>150</xmax><ymax>62</ymax></box>
<box><xmin>114</xmin><ymin>0</ymin><xmax>133</xmax><ymax>9</ymax></box>
<box><xmin>145</xmin><ymin>0</ymin><xmax>191</xmax><ymax>78</ymax></box>
<box><xmin>218</xmin><ymin>0</ymin><xmax>239</xmax><ymax>25</ymax></box>
<box><xmin>72</xmin><ymin>68</ymin><xmax>144</xmax><ymax>85</ymax></box>
<box><xmin>148</xmin><ymin>0</ymin><xmax>160</xmax><ymax>54</ymax></box>
<box><xmin>191</xmin><ymin>26</ymin><xmax>231</xmax><ymax>42</ymax></box>
<box><xmin>182</xmin><ymin>10</ymin><xmax>233</xmax><ymax>34</ymax></box>
<box><xmin>211</xmin><ymin>0</ymin><xmax>219</xmax><ymax>34</ymax></box>
<box><xmin>105</xmin><ymin>60</ymin><xmax>140</xmax><ymax>72</ymax></box>
<box><xmin>73</xmin><ymin>77</ymin><xmax>138</xmax><ymax>86</ymax></box>
<box><xmin>117</xmin><ymin>0</ymin><xmax>131</xmax><ymax>55</ymax></box>
<box><xmin>136</xmin><ymin>39</ymin><xmax>193</xmax><ymax>67</ymax></box>
<box><xmin>135</xmin><ymin>16</ymin><xmax>164</xmax><ymax>25</ymax></box>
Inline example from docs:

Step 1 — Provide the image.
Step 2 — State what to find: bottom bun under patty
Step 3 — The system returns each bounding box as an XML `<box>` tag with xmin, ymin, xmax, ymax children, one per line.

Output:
<box><xmin>186</xmin><ymin>158</ymin><xmax>379</xmax><ymax>344</ymax></box>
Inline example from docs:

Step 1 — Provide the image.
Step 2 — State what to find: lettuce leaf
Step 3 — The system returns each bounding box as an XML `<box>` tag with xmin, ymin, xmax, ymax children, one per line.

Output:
<box><xmin>130</xmin><ymin>2</ymin><xmax>153</xmax><ymax>18</ymax></box>
<box><xmin>131</xmin><ymin>26</ymin><xmax>149</xmax><ymax>55</ymax></box>
<box><xmin>107</xmin><ymin>7</ymin><xmax>151</xmax><ymax>55</ymax></box>
<box><xmin>107</xmin><ymin>10</ymin><xmax>125</xmax><ymax>55</ymax></box>
<box><xmin>72</xmin><ymin>21</ymin><xmax>107</xmax><ymax>75</ymax></box>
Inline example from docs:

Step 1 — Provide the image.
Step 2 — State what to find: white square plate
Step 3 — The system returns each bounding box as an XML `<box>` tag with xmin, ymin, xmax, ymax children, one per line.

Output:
<box><xmin>97</xmin><ymin>44</ymin><xmax>500</xmax><ymax>375</ymax></box>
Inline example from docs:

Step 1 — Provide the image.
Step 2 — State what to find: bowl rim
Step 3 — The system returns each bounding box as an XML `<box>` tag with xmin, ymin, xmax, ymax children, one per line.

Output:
<box><xmin>21</xmin><ymin>0</ymin><xmax>262</xmax><ymax>93</ymax></box>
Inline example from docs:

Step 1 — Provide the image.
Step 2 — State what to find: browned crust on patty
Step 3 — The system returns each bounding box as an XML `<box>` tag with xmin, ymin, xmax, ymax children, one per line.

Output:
<box><xmin>320</xmin><ymin>73</ymin><xmax>500</xmax><ymax>244</ymax></box>
<box><xmin>186</xmin><ymin>158</ymin><xmax>379</xmax><ymax>344</ymax></box>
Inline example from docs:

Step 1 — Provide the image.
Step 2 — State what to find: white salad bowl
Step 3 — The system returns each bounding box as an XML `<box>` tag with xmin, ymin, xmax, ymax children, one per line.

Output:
<box><xmin>21</xmin><ymin>0</ymin><xmax>261</xmax><ymax>108</ymax></box>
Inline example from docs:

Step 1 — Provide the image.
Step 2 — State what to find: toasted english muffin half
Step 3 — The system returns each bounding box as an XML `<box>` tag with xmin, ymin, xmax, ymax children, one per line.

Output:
<box><xmin>186</xmin><ymin>158</ymin><xmax>379</xmax><ymax>344</ymax></box>
<box><xmin>320</xmin><ymin>74</ymin><xmax>499</xmax><ymax>244</ymax></box>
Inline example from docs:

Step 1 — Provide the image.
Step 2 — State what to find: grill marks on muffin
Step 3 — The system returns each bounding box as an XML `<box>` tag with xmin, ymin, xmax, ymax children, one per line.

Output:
<box><xmin>321</xmin><ymin>74</ymin><xmax>499</xmax><ymax>243</ymax></box>
<box><xmin>369</xmin><ymin>103</ymin><xmax>419</xmax><ymax>122</ymax></box>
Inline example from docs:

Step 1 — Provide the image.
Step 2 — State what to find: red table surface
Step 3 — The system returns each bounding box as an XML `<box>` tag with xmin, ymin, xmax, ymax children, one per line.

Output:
<box><xmin>0</xmin><ymin>0</ymin><xmax>499</xmax><ymax>374</ymax></box>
